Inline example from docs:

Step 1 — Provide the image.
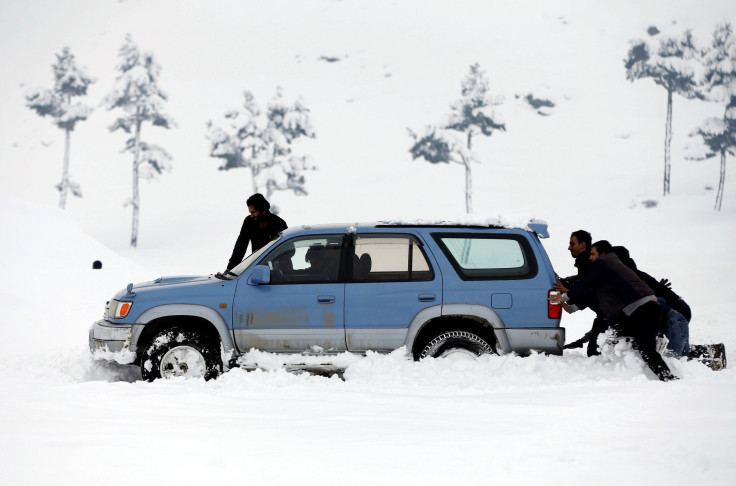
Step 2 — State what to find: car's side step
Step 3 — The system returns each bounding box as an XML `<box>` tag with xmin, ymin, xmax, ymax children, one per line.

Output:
<box><xmin>229</xmin><ymin>360</ymin><xmax>346</xmax><ymax>379</ymax></box>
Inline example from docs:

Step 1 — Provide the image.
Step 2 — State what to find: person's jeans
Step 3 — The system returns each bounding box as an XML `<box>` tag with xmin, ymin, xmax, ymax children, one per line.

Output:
<box><xmin>664</xmin><ymin>310</ymin><xmax>690</xmax><ymax>358</ymax></box>
<box><xmin>672</xmin><ymin>298</ymin><xmax>691</xmax><ymax>322</ymax></box>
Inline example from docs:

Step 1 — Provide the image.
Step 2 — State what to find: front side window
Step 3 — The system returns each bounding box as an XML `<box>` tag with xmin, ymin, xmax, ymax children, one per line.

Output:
<box><xmin>262</xmin><ymin>235</ymin><xmax>344</xmax><ymax>284</ymax></box>
<box><xmin>230</xmin><ymin>237</ymin><xmax>281</xmax><ymax>276</ymax></box>
<box><xmin>351</xmin><ymin>235</ymin><xmax>433</xmax><ymax>282</ymax></box>
<box><xmin>433</xmin><ymin>233</ymin><xmax>537</xmax><ymax>280</ymax></box>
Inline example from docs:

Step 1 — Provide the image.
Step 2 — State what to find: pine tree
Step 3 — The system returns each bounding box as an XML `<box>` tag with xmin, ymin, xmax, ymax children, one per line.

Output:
<box><xmin>625</xmin><ymin>25</ymin><xmax>701</xmax><ymax>196</ymax></box>
<box><xmin>25</xmin><ymin>47</ymin><xmax>95</xmax><ymax>209</ymax></box>
<box><xmin>408</xmin><ymin>63</ymin><xmax>505</xmax><ymax>213</ymax></box>
<box><xmin>207</xmin><ymin>87</ymin><xmax>316</xmax><ymax>202</ymax></box>
<box><xmin>689</xmin><ymin>23</ymin><xmax>736</xmax><ymax>211</ymax></box>
<box><xmin>104</xmin><ymin>35</ymin><xmax>175</xmax><ymax>247</ymax></box>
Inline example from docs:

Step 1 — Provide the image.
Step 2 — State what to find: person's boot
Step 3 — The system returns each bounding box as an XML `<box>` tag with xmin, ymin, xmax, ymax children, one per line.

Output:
<box><xmin>710</xmin><ymin>343</ymin><xmax>727</xmax><ymax>371</ymax></box>
<box><xmin>689</xmin><ymin>343</ymin><xmax>727</xmax><ymax>371</ymax></box>
<box><xmin>654</xmin><ymin>362</ymin><xmax>678</xmax><ymax>382</ymax></box>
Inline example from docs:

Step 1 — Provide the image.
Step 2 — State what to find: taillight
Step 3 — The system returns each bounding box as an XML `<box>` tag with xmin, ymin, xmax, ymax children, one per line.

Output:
<box><xmin>548</xmin><ymin>290</ymin><xmax>562</xmax><ymax>319</ymax></box>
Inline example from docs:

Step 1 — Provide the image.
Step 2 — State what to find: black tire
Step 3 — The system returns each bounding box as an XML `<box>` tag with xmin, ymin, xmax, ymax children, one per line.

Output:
<box><xmin>141</xmin><ymin>328</ymin><xmax>221</xmax><ymax>381</ymax></box>
<box><xmin>419</xmin><ymin>329</ymin><xmax>495</xmax><ymax>360</ymax></box>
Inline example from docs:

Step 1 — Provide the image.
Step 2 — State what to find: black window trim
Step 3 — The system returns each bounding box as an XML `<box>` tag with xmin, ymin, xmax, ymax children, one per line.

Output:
<box><xmin>259</xmin><ymin>233</ymin><xmax>348</xmax><ymax>285</ymax></box>
<box><xmin>431</xmin><ymin>232</ymin><xmax>538</xmax><ymax>281</ymax></box>
<box><xmin>349</xmin><ymin>232</ymin><xmax>435</xmax><ymax>283</ymax></box>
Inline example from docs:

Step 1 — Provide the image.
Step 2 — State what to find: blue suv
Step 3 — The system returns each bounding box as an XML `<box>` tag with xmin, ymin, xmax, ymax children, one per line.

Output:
<box><xmin>90</xmin><ymin>222</ymin><xmax>564</xmax><ymax>380</ymax></box>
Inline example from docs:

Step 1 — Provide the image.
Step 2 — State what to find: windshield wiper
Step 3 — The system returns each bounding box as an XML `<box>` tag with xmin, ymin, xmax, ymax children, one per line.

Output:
<box><xmin>214</xmin><ymin>271</ymin><xmax>237</xmax><ymax>280</ymax></box>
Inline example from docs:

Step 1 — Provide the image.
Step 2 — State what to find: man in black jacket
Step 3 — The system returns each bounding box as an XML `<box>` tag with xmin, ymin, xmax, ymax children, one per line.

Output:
<box><xmin>553</xmin><ymin>240</ymin><xmax>676</xmax><ymax>381</ymax></box>
<box><xmin>558</xmin><ymin>230</ymin><xmax>592</xmax><ymax>289</ymax></box>
<box><xmin>225</xmin><ymin>193</ymin><xmax>287</xmax><ymax>271</ymax></box>
<box><xmin>556</xmin><ymin>230</ymin><xmax>611</xmax><ymax>356</ymax></box>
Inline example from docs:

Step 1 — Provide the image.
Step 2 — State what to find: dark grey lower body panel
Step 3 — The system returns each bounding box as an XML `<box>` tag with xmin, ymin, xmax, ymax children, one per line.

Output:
<box><xmin>502</xmin><ymin>327</ymin><xmax>565</xmax><ymax>355</ymax></box>
<box><xmin>346</xmin><ymin>329</ymin><xmax>408</xmax><ymax>353</ymax></box>
<box><xmin>233</xmin><ymin>328</ymin><xmax>347</xmax><ymax>353</ymax></box>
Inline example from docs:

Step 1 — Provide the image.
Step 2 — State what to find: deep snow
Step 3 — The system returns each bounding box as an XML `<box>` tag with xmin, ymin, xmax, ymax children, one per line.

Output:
<box><xmin>1</xmin><ymin>0</ymin><xmax>736</xmax><ymax>485</ymax></box>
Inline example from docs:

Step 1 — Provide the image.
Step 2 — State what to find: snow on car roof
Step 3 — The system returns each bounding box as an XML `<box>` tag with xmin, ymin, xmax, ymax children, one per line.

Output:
<box><xmin>379</xmin><ymin>214</ymin><xmax>547</xmax><ymax>231</ymax></box>
<box><xmin>295</xmin><ymin>216</ymin><xmax>550</xmax><ymax>238</ymax></box>
<box><xmin>378</xmin><ymin>215</ymin><xmax>549</xmax><ymax>237</ymax></box>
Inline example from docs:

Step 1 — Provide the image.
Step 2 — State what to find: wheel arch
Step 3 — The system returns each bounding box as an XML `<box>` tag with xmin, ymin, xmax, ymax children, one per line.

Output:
<box><xmin>131</xmin><ymin>304</ymin><xmax>235</xmax><ymax>359</ymax></box>
<box><xmin>405</xmin><ymin>304</ymin><xmax>511</xmax><ymax>359</ymax></box>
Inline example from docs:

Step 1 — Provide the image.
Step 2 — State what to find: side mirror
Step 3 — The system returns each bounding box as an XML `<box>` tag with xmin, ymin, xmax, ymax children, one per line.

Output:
<box><xmin>247</xmin><ymin>265</ymin><xmax>271</xmax><ymax>285</ymax></box>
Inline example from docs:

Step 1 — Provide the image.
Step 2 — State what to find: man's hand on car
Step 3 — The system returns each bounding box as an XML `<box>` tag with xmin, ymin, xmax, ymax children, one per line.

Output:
<box><xmin>553</xmin><ymin>278</ymin><xmax>568</xmax><ymax>293</ymax></box>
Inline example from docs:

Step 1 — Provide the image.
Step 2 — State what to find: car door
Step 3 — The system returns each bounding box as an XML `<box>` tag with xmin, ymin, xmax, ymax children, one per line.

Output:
<box><xmin>232</xmin><ymin>234</ymin><xmax>347</xmax><ymax>353</ymax></box>
<box><xmin>344</xmin><ymin>233</ymin><xmax>442</xmax><ymax>352</ymax></box>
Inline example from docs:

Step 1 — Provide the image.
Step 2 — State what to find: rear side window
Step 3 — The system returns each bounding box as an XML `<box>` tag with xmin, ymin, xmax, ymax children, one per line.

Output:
<box><xmin>352</xmin><ymin>235</ymin><xmax>433</xmax><ymax>282</ymax></box>
<box><xmin>433</xmin><ymin>233</ymin><xmax>538</xmax><ymax>280</ymax></box>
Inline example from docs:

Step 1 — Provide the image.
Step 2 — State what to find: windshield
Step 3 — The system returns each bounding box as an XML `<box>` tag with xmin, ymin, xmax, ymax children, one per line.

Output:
<box><xmin>227</xmin><ymin>237</ymin><xmax>282</xmax><ymax>277</ymax></box>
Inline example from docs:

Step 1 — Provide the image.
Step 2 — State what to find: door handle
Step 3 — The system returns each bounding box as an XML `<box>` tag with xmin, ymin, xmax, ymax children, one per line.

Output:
<box><xmin>418</xmin><ymin>294</ymin><xmax>436</xmax><ymax>302</ymax></box>
<box><xmin>317</xmin><ymin>295</ymin><xmax>336</xmax><ymax>304</ymax></box>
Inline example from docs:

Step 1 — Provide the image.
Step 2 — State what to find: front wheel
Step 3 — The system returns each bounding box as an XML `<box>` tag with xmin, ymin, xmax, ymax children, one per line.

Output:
<box><xmin>419</xmin><ymin>330</ymin><xmax>495</xmax><ymax>360</ymax></box>
<box><xmin>141</xmin><ymin>328</ymin><xmax>221</xmax><ymax>381</ymax></box>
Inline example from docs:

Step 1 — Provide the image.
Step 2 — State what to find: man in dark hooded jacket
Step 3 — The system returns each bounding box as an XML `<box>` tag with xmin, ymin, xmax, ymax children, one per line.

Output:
<box><xmin>610</xmin><ymin>245</ymin><xmax>691</xmax><ymax>322</ymax></box>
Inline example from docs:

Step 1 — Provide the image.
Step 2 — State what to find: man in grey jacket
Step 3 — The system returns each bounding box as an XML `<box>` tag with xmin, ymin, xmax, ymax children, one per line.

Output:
<box><xmin>553</xmin><ymin>240</ymin><xmax>676</xmax><ymax>381</ymax></box>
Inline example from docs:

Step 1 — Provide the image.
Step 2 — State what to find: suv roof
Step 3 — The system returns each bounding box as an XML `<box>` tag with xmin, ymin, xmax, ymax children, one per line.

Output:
<box><xmin>289</xmin><ymin>219</ymin><xmax>549</xmax><ymax>238</ymax></box>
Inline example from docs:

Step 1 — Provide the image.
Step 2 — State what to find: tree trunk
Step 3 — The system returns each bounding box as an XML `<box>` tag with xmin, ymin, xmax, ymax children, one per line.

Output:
<box><xmin>59</xmin><ymin>127</ymin><xmax>71</xmax><ymax>209</ymax></box>
<box><xmin>461</xmin><ymin>155</ymin><xmax>472</xmax><ymax>214</ymax></box>
<box><xmin>715</xmin><ymin>150</ymin><xmax>726</xmax><ymax>211</ymax></box>
<box><xmin>250</xmin><ymin>146</ymin><xmax>259</xmax><ymax>194</ymax></box>
<box><xmin>250</xmin><ymin>166</ymin><xmax>258</xmax><ymax>194</ymax></box>
<box><xmin>663</xmin><ymin>87</ymin><xmax>673</xmax><ymax>196</ymax></box>
<box><xmin>465</xmin><ymin>130</ymin><xmax>473</xmax><ymax>214</ymax></box>
<box><xmin>131</xmin><ymin>118</ymin><xmax>142</xmax><ymax>248</ymax></box>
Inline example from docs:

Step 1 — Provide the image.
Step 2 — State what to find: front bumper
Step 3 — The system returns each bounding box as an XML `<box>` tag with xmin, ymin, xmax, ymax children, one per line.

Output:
<box><xmin>89</xmin><ymin>319</ymin><xmax>134</xmax><ymax>355</ymax></box>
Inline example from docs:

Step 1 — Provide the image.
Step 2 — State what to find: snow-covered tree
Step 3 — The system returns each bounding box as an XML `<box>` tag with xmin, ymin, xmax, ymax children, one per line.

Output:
<box><xmin>408</xmin><ymin>63</ymin><xmax>505</xmax><ymax>213</ymax></box>
<box><xmin>688</xmin><ymin>23</ymin><xmax>736</xmax><ymax>211</ymax></box>
<box><xmin>25</xmin><ymin>47</ymin><xmax>95</xmax><ymax>209</ymax></box>
<box><xmin>206</xmin><ymin>87</ymin><xmax>316</xmax><ymax>202</ymax></box>
<box><xmin>104</xmin><ymin>35</ymin><xmax>175</xmax><ymax>247</ymax></box>
<box><xmin>625</xmin><ymin>25</ymin><xmax>701</xmax><ymax>195</ymax></box>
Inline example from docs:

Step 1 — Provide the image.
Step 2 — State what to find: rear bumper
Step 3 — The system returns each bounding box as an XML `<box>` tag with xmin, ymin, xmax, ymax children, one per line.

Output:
<box><xmin>503</xmin><ymin>327</ymin><xmax>565</xmax><ymax>355</ymax></box>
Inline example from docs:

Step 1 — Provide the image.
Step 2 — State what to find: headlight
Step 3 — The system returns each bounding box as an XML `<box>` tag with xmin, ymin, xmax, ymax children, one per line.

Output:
<box><xmin>107</xmin><ymin>300</ymin><xmax>133</xmax><ymax>319</ymax></box>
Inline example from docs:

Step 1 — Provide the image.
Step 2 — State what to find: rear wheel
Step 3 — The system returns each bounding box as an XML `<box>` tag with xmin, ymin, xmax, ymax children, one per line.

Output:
<box><xmin>141</xmin><ymin>328</ymin><xmax>221</xmax><ymax>381</ymax></box>
<box><xmin>419</xmin><ymin>329</ymin><xmax>495</xmax><ymax>360</ymax></box>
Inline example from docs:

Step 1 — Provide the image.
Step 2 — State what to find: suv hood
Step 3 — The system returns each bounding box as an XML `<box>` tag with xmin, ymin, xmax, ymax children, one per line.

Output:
<box><xmin>113</xmin><ymin>275</ymin><xmax>223</xmax><ymax>299</ymax></box>
<box><xmin>134</xmin><ymin>275</ymin><xmax>218</xmax><ymax>290</ymax></box>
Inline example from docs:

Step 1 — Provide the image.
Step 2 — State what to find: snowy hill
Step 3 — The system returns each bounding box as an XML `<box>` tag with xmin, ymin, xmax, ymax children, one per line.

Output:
<box><xmin>1</xmin><ymin>0</ymin><xmax>736</xmax><ymax>484</ymax></box>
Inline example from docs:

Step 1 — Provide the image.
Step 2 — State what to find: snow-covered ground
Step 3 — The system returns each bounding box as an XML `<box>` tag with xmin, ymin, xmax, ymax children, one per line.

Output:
<box><xmin>1</xmin><ymin>1</ymin><xmax>736</xmax><ymax>484</ymax></box>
